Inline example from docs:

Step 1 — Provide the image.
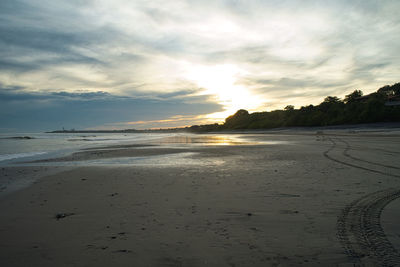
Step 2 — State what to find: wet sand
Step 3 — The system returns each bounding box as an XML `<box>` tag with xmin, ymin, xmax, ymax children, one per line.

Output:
<box><xmin>0</xmin><ymin>132</ymin><xmax>399</xmax><ymax>266</ymax></box>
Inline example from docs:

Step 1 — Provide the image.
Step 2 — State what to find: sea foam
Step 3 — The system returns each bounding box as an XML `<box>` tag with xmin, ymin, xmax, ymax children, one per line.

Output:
<box><xmin>0</xmin><ymin>152</ymin><xmax>47</xmax><ymax>162</ymax></box>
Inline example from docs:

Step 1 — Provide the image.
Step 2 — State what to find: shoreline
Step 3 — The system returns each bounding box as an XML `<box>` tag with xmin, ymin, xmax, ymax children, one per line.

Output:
<box><xmin>0</xmin><ymin>131</ymin><xmax>399</xmax><ymax>266</ymax></box>
<box><xmin>45</xmin><ymin>121</ymin><xmax>400</xmax><ymax>134</ymax></box>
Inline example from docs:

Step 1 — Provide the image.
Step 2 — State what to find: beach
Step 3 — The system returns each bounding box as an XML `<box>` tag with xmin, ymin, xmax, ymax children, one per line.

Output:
<box><xmin>0</xmin><ymin>131</ymin><xmax>400</xmax><ymax>266</ymax></box>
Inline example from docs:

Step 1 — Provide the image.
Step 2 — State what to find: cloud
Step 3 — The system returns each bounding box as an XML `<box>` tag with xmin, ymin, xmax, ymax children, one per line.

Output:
<box><xmin>1</xmin><ymin>0</ymin><xmax>399</xmax><ymax>130</ymax></box>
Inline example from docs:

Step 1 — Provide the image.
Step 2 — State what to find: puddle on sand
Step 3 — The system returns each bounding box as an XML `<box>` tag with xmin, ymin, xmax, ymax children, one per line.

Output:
<box><xmin>153</xmin><ymin>134</ymin><xmax>286</xmax><ymax>147</ymax></box>
<box><xmin>14</xmin><ymin>152</ymin><xmax>226</xmax><ymax>168</ymax></box>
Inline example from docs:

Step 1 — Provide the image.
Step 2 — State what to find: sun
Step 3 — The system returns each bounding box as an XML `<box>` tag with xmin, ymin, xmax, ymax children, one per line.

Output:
<box><xmin>184</xmin><ymin>63</ymin><xmax>264</xmax><ymax>120</ymax></box>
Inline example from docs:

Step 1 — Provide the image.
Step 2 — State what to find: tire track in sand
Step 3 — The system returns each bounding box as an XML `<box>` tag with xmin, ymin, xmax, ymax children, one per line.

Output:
<box><xmin>323</xmin><ymin>138</ymin><xmax>400</xmax><ymax>178</ymax></box>
<box><xmin>337</xmin><ymin>188</ymin><xmax>400</xmax><ymax>266</ymax></box>
<box><xmin>337</xmin><ymin>138</ymin><xmax>400</xmax><ymax>171</ymax></box>
<box><xmin>322</xmin><ymin>137</ymin><xmax>400</xmax><ymax>265</ymax></box>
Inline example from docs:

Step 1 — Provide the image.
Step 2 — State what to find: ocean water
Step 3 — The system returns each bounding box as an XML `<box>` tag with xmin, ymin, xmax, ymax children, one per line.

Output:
<box><xmin>0</xmin><ymin>132</ymin><xmax>198</xmax><ymax>196</ymax></box>
<box><xmin>0</xmin><ymin>132</ymin><xmax>270</xmax><ymax>196</ymax></box>
<box><xmin>0</xmin><ymin>132</ymin><xmax>174</xmax><ymax>165</ymax></box>
<box><xmin>0</xmin><ymin>132</ymin><xmax>261</xmax><ymax>197</ymax></box>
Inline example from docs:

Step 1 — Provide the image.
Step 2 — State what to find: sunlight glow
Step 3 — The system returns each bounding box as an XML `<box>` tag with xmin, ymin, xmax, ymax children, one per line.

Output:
<box><xmin>184</xmin><ymin>63</ymin><xmax>265</xmax><ymax>120</ymax></box>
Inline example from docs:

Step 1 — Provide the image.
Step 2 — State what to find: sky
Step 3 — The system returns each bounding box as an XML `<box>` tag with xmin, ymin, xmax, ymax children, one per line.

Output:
<box><xmin>1</xmin><ymin>0</ymin><xmax>399</xmax><ymax>131</ymax></box>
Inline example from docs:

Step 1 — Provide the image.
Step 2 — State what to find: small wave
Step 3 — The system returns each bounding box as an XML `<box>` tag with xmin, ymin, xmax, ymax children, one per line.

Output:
<box><xmin>0</xmin><ymin>136</ymin><xmax>35</xmax><ymax>140</ymax></box>
<box><xmin>68</xmin><ymin>138</ymin><xmax>114</xmax><ymax>142</ymax></box>
<box><xmin>0</xmin><ymin>152</ymin><xmax>47</xmax><ymax>162</ymax></box>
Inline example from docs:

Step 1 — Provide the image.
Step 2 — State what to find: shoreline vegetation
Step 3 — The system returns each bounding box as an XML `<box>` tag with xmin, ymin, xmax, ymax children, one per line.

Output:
<box><xmin>48</xmin><ymin>82</ymin><xmax>400</xmax><ymax>134</ymax></box>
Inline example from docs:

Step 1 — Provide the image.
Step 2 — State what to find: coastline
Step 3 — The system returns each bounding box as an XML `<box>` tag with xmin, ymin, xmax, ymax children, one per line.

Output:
<box><xmin>45</xmin><ymin>121</ymin><xmax>400</xmax><ymax>134</ymax></box>
<box><xmin>0</xmin><ymin>131</ymin><xmax>399</xmax><ymax>266</ymax></box>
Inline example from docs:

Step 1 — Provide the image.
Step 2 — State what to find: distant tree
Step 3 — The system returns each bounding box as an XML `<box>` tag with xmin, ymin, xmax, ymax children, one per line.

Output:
<box><xmin>378</xmin><ymin>83</ymin><xmax>400</xmax><ymax>98</ymax></box>
<box><xmin>318</xmin><ymin>96</ymin><xmax>343</xmax><ymax>114</ymax></box>
<box><xmin>235</xmin><ymin>109</ymin><xmax>249</xmax><ymax>116</ymax></box>
<box><xmin>189</xmin><ymin>123</ymin><xmax>220</xmax><ymax>132</ymax></box>
<box><xmin>344</xmin><ymin>90</ymin><xmax>363</xmax><ymax>103</ymax></box>
<box><xmin>393</xmin><ymin>83</ymin><xmax>400</xmax><ymax>95</ymax></box>
<box><xmin>378</xmin><ymin>85</ymin><xmax>394</xmax><ymax>97</ymax></box>
<box><xmin>284</xmin><ymin>105</ymin><xmax>294</xmax><ymax>111</ymax></box>
<box><xmin>323</xmin><ymin>96</ymin><xmax>341</xmax><ymax>103</ymax></box>
<box><xmin>224</xmin><ymin>109</ymin><xmax>250</xmax><ymax>129</ymax></box>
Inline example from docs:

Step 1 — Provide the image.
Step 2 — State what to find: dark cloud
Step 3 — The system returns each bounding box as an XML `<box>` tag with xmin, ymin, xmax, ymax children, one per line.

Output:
<box><xmin>0</xmin><ymin>60</ymin><xmax>37</xmax><ymax>72</ymax></box>
<box><xmin>0</xmin><ymin>90</ymin><xmax>223</xmax><ymax>131</ymax></box>
<box><xmin>0</xmin><ymin>26</ymin><xmax>82</xmax><ymax>53</ymax></box>
<box><xmin>0</xmin><ymin>84</ymin><xmax>26</xmax><ymax>91</ymax></box>
<box><xmin>156</xmin><ymin>90</ymin><xmax>197</xmax><ymax>99</ymax></box>
<box><xmin>0</xmin><ymin>23</ymin><xmax>110</xmax><ymax>74</ymax></box>
<box><xmin>50</xmin><ymin>91</ymin><xmax>114</xmax><ymax>99</ymax></box>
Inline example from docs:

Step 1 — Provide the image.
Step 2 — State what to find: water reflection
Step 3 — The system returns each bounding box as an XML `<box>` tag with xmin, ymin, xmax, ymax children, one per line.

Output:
<box><xmin>15</xmin><ymin>152</ymin><xmax>226</xmax><ymax>168</ymax></box>
<box><xmin>155</xmin><ymin>134</ymin><xmax>258</xmax><ymax>146</ymax></box>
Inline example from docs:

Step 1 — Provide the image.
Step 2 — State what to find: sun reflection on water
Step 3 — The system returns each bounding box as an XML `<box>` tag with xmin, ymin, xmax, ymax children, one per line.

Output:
<box><xmin>156</xmin><ymin>135</ymin><xmax>259</xmax><ymax>146</ymax></box>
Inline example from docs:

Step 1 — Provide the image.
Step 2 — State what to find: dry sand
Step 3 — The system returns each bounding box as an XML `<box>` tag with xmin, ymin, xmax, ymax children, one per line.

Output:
<box><xmin>0</xmin><ymin>132</ymin><xmax>399</xmax><ymax>266</ymax></box>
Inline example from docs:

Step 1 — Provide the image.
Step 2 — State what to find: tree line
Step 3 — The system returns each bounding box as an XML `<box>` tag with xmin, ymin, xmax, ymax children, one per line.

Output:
<box><xmin>188</xmin><ymin>82</ymin><xmax>400</xmax><ymax>131</ymax></box>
